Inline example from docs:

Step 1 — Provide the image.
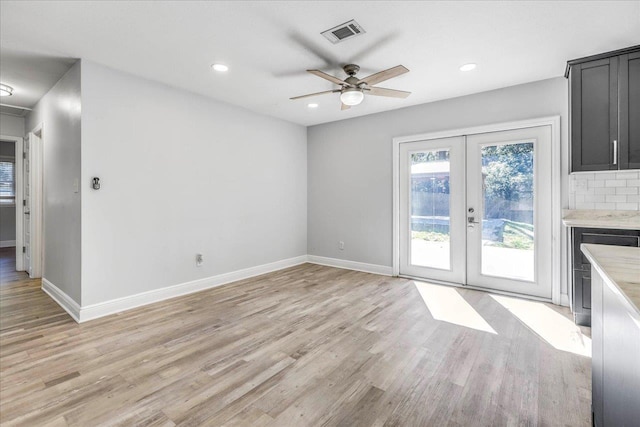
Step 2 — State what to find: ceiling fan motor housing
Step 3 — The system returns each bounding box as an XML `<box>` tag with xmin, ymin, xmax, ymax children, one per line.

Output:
<box><xmin>343</xmin><ymin>64</ymin><xmax>360</xmax><ymax>76</ymax></box>
<box><xmin>345</xmin><ymin>76</ymin><xmax>360</xmax><ymax>87</ymax></box>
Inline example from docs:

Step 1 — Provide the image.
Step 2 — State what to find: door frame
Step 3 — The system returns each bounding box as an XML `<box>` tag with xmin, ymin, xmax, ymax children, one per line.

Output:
<box><xmin>0</xmin><ymin>134</ymin><xmax>24</xmax><ymax>271</ymax></box>
<box><xmin>392</xmin><ymin>116</ymin><xmax>562</xmax><ymax>305</ymax></box>
<box><xmin>27</xmin><ymin>123</ymin><xmax>44</xmax><ymax>278</ymax></box>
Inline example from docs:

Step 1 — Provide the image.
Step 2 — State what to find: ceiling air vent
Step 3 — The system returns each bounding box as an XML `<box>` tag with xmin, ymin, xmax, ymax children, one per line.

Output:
<box><xmin>321</xmin><ymin>20</ymin><xmax>366</xmax><ymax>44</ymax></box>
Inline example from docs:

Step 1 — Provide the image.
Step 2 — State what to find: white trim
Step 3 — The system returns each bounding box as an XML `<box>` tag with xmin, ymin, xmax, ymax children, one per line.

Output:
<box><xmin>77</xmin><ymin>255</ymin><xmax>307</xmax><ymax>323</ymax></box>
<box><xmin>0</xmin><ymin>240</ymin><xmax>16</xmax><ymax>248</ymax></box>
<box><xmin>392</xmin><ymin>139</ymin><xmax>400</xmax><ymax>276</ymax></box>
<box><xmin>40</xmin><ymin>252</ymin><xmax>570</xmax><ymax>325</ymax></box>
<box><xmin>392</xmin><ymin>116</ymin><xmax>563</xmax><ymax>304</ymax></box>
<box><xmin>0</xmin><ymin>134</ymin><xmax>24</xmax><ymax>271</ymax></box>
<box><xmin>393</xmin><ymin>116</ymin><xmax>563</xmax><ymax>144</ymax></box>
<box><xmin>549</xmin><ymin>116</ymin><xmax>562</xmax><ymax>305</ymax></box>
<box><xmin>399</xmin><ymin>273</ymin><xmax>554</xmax><ymax>304</ymax></box>
<box><xmin>307</xmin><ymin>255</ymin><xmax>393</xmax><ymax>276</ymax></box>
<box><xmin>560</xmin><ymin>293</ymin><xmax>570</xmax><ymax>307</ymax></box>
<box><xmin>27</xmin><ymin>125</ymin><xmax>44</xmax><ymax>279</ymax></box>
<box><xmin>42</xmin><ymin>278</ymin><xmax>81</xmax><ymax>322</ymax></box>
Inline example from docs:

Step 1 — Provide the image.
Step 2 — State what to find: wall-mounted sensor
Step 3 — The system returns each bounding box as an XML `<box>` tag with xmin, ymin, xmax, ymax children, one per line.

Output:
<box><xmin>92</xmin><ymin>177</ymin><xmax>101</xmax><ymax>190</ymax></box>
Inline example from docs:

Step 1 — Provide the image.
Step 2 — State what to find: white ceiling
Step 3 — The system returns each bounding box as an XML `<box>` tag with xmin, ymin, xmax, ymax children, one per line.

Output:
<box><xmin>0</xmin><ymin>47</ymin><xmax>76</xmax><ymax>116</ymax></box>
<box><xmin>1</xmin><ymin>1</ymin><xmax>639</xmax><ymax>126</ymax></box>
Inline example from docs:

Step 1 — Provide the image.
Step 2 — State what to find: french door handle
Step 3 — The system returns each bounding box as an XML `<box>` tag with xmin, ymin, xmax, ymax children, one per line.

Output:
<box><xmin>613</xmin><ymin>140</ymin><xmax>618</xmax><ymax>165</ymax></box>
<box><xmin>468</xmin><ymin>216</ymin><xmax>479</xmax><ymax>224</ymax></box>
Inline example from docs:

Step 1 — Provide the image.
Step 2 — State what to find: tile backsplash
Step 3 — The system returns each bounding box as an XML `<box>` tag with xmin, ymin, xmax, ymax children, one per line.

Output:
<box><xmin>569</xmin><ymin>171</ymin><xmax>640</xmax><ymax>211</ymax></box>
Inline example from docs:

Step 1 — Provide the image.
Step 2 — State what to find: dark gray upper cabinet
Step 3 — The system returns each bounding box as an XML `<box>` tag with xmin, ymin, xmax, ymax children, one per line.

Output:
<box><xmin>567</xmin><ymin>46</ymin><xmax>640</xmax><ymax>172</ymax></box>
<box><xmin>619</xmin><ymin>51</ymin><xmax>640</xmax><ymax>169</ymax></box>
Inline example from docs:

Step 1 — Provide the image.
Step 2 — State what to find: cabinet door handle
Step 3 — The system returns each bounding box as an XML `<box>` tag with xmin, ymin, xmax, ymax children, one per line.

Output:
<box><xmin>613</xmin><ymin>140</ymin><xmax>618</xmax><ymax>165</ymax></box>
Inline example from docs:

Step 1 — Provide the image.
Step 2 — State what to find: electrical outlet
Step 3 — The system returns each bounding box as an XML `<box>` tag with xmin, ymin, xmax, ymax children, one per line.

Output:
<box><xmin>339</xmin><ymin>241</ymin><xmax>345</xmax><ymax>250</ymax></box>
<box><xmin>195</xmin><ymin>254</ymin><xmax>204</xmax><ymax>267</ymax></box>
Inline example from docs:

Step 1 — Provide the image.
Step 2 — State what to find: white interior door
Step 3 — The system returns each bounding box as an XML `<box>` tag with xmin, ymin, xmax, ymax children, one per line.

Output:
<box><xmin>399</xmin><ymin>136</ymin><xmax>466</xmax><ymax>283</ymax></box>
<box><xmin>23</xmin><ymin>135</ymin><xmax>31</xmax><ymax>275</ymax></box>
<box><xmin>23</xmin><ymin>131</ymin><xmax>43</xmax><ymax>279</ymax></box>
<box><xmin>398</xmin><ymin>125</ymin><xmax>553</xmax><ymax>300</ymax></box>
<box><xmin>466</xmin><ymin>126</ymin><xmax>552</xmax><ymax>298</ymax></box>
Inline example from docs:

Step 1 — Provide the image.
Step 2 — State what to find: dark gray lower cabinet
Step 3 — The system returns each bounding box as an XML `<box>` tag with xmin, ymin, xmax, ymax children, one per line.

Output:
<box><xmin>571</xmin><ymin>228</ymin><xmax>640</xmax><ymax>326</ymax></box>
<box><xmin>591</xmin><ymin>269</ymin><xmax>640</xmax><ymax>426</ymax></box>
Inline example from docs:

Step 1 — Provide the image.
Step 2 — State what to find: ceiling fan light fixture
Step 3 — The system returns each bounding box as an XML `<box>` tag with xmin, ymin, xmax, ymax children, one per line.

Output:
<box><xmin>340</xmin><ymin>88</ymin><xmax>364</xmax><ymax>106</ymax></box>
<box><xmin>0</xmin><ymin>84</ymin><xmax>13</xmax><ymax>96</ymax></box>
<box><xmin>307</xmin><ymin>103</ymin><xmax>319</xmax><ymax>108</ymax></box>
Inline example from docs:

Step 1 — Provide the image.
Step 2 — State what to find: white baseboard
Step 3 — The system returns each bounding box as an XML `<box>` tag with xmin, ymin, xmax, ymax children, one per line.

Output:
<box><xmin>42</xmin><ymin>278</ymin><xmax>81</xmax><ymax>322</ymax></box>
<box><xmin>307</xmin><ymin>255</ymin><xmax>393</xmax><ymax>276</ymax></box>
<box><xmin>0</xmin><ymin>240</ymin><xmax>16</xmax><ymax>248</ymax></box>
<box><xmin>77</xmin><ymin>255</ymin><xmax>308</xmax><ymax>323</ymax></box>
<box><xmin>41</xmin><ymin>254</ymin><xmax>566</xmax><ymax>324</ymax></box>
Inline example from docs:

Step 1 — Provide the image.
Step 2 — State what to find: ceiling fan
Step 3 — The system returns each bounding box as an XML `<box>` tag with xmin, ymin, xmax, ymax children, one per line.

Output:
<box><xmin>290</xmin><ymin>64</ymin><xmax>410</xmax><ymax>110</ymax></box>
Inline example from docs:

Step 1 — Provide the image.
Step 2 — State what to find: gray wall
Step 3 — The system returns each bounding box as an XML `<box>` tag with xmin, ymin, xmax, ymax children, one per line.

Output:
<box><xmin>0</xmin><ymin>141</ymin><xmax>15</xmax><ymax>156</ymax></box>
<box><xmin>26</xmin><ymin>62</ymin><xmax>82</xmax><ymax>304</ymax></box>
<box><xmin>0</xmin><ymin>141</ymin><xmax>16</xmax><ymax>244</ymax></box>
<box><xmin>0</xmin><ymin>114</ymin><xmax>25</xmax><ymax>138</ymax></box>
<box><xmin>308</xmin><ymin>77</ymin><xmax>569</xmax><ymax>275</ymax></box>
<box><xmin>80</xmin><ymin>61</ymin><xmax>307</xmax><ymax>306</ymax></box>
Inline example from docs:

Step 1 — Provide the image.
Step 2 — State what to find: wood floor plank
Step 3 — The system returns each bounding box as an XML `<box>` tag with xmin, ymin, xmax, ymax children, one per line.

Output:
<box><xmin>0</xmin><ymin>252</ymin><xmax>591</xmax><ymax>426</ymax></box>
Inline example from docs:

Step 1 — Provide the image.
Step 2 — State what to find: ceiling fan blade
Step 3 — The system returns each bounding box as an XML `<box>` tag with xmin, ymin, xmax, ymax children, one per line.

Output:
<box><xmin>366</xmin><ymin>86</ymin><xmax>411</xmax><ymax>98</ymax></box>
<box><xmin>341</xmin><ymin>102</ymin><xmax>351</xmax><ymax>110</ymax></box>
<box><xmin>290</xmin><ymin>89</ymin><xmax>340</xmax><ymax>100</ymax></box>
<box><xmin>358</xmin><ymin>65</ymin><xmax>409</xmax><ymax>86</ymax></box>
<box><xmin>307</xmin><ymin>69</ymin><xmax>348</xmax><ymax>86</ymax></box>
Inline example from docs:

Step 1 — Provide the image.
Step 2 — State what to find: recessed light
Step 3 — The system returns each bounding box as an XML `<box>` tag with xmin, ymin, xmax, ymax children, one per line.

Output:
<box><xmin>0</xmin><ymin>84</ymin><xmax>13</xmax><ymax>96</ymax></box>
<box><xmin>307</xmin><ymin>103</ymin><xmax>319</xmax><ymax>108</ymax></box>
<box><xmin>460</xmin><ymin>63</ymin><xmax>477</xmax><ymax>72</ymax></box>
<box><xmin>211</xmin><ymin>63</ymin><xmax>229</xmax><ymax>72</ymax></box>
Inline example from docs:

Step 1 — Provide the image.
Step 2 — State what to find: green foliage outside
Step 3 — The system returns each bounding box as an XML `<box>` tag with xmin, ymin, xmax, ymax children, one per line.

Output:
<box><xmin>412</xmin><ymin>222</ymin><xmax>533</xmax><ymax>250</ymax></box>
<box><xmin>485</xmin><ymin>223</ymin><xmax>534</xmax><ymax>250</ymax></box>
<box><xmin>482</xmin><ymin>143</ymin><xmax>533</xmax><ymax>204</ymax></box>
<box><xmin>411</xmin><ymin>151</ymin><xmax>449</xmax><ymax>164</ymax></box>
<box><xmin>411</xmin><ymin>230</ymin><xmax>450</xmax><ymax>242</ymax></box>
<box><xmin>411</xmin><ymin>144</ymin><xmax>534</xmax><ymax>206</ymax></box>
<box><xmin>410</xmin><ymin>143</ymin><xmax>535</xmax><ymax>250</ymax></box>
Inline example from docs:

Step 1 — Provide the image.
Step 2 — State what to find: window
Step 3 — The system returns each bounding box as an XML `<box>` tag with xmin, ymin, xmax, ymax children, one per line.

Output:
<box><xmin>0</xmin><ymin>157</ymin><xmax>16</xmax><ymax>205</ymax></box>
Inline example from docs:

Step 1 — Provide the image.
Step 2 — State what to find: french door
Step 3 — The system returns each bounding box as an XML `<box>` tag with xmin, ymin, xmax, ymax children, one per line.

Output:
<box><xmin>399</xmin><ymin>126</ymin><xmax>552</xmax><ymax>299</ymax></box>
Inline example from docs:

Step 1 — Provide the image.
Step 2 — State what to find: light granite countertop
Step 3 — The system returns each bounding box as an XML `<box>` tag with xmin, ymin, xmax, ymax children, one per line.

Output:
<box><xmin>580</xmin><ymin>244</ymin><xmax>640</xmax><ymax>316</ymax></box>
<box><xmin>563</xmin><ymin>209</ymin><xmax>640</xmax><ymax>230</ymax></box>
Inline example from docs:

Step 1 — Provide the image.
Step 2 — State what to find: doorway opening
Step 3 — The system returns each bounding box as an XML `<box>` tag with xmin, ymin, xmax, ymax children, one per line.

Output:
<box><xmin>0</xmin><ymin>135</ymin><xmax>28</xmax><ymax>284</ymax></box>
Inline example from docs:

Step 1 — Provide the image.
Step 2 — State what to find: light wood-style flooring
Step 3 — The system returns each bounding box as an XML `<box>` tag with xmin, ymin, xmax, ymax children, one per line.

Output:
<box><xmin>0</xmin><ymin>247</ymin><xmax>28</xmax><ymax>286</ymax></box>
<box><xmin>0</xmin><ymin>263</ymin><xmax>591</xmax><ymax>426</ymax></box>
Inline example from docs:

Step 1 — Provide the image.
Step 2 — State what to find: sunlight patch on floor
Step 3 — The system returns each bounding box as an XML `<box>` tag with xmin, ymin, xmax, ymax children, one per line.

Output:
<box><xmin>491</xmin><ymin>294</ymin><xmax>591</xmax><ymax>357</ymax></box>
<box><xmin>414</xmin><ymin>281</ymin><xmax>497</xmax><ymax>334</ymax></box>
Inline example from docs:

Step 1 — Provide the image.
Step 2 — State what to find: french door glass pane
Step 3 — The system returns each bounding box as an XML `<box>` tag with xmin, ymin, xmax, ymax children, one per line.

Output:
<box><xmin>480</xmin><ymin>142</ymin><xmax>534</xmax><ymax>281</ymax></box>
<box><xmin>410</xmin><ymin>150</ymin><xmax>451</xmax><ymax>270</ymax></box>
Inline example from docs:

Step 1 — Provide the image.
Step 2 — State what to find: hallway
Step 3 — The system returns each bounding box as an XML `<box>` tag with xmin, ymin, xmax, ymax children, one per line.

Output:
<box><xmin>0</xmin><ymin>247</ymin><xmax>28</xmax><ymax>286</ymax></box>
